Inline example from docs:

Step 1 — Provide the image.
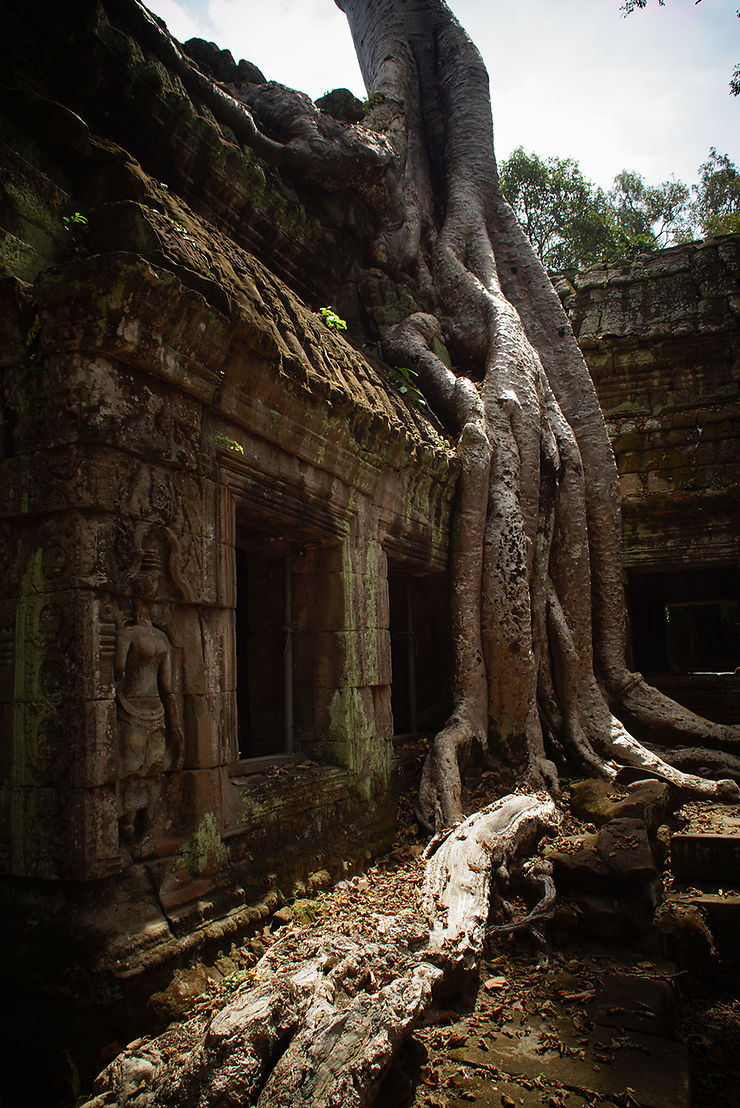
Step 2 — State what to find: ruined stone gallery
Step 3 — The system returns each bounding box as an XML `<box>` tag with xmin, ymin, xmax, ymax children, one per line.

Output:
<box><xmin>0</xmin><ymin>0</ymin><xmax>738</xmax><ymax>1103</ymax></box>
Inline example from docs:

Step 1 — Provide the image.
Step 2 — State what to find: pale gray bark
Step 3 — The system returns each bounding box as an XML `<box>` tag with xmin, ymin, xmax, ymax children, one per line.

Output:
<box><xmin>337</xmin><ymin>0</ymin><xmax>740</xmax><ymax>825</ymax></box>
<box><xmin>81</xmin><ymin>797</ymin><xmax>559</xmax><ymax>1108</ymax></box>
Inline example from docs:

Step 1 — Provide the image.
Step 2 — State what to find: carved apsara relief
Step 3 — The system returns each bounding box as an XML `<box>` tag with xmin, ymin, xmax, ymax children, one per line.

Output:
<box><xmin>115</xmin><ymin>592</ymin><xmax>184</xmax><ymax>779</ymax></box>
<box><xmin>115</xmin><ymin>524</ymin><xmax>190</xmax><ymax>772</ymax></box>
<box><xmin>113</xmin><ymin>523</ymin><xmax>190</xmax><ymax>857</ymax></box>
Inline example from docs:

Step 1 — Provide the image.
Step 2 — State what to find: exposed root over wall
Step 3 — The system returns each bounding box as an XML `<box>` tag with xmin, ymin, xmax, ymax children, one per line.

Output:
<box><xmin>82</xmin><ymin>796</ymin><xmax>559</xmax><ymax>1107</ymax></box>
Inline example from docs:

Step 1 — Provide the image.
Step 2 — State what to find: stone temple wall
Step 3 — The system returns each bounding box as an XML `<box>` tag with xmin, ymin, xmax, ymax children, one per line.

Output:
<box><xmin>0</xmin><ymin>0</ymin><xmax>458</xmax><ymax>972</ymax></box>
<box><xmin>1</xmin><ymin>0</ymin><xmax>738</xmax><ymax>974</ymax></box>
<box><xmin>0</xmin><ymin>249</ymin><xmax>455</xmax><ymax>911</ymax></box>
<box><xmin>559</xmin><ymin>240</ymin><xmax>740</xmax><ymax>715</ymax></box>
<box><xmin>561</xmin><ymin>238</ymin><xmax>740</xmax><ymax>570</ymax></box>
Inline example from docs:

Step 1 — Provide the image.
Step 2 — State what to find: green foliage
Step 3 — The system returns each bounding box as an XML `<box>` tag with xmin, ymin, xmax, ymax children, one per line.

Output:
<box><xmin>501</xmin><ymin>146</ymin><xmax>740</xmax><ymax>271</ymax></box>
<box><xmin>731</xmin><ymin>60</ymin><xmax>740</xmax><ymax>97</ymax></box>
<box><xmin>292</xmin><ymin>892</ymin><xmax>328</xmax><ymax>924</ymax></box>
<box><xmin>318</xmin><ymin>306</ymin><xmax>347</xmax><ymax>331</ymax></box>
<box><xmin>219</xmin><ymin>969</ymin><xmax>253</xmax><ymax>995</ymax></box>
<box><xmin>692</xmin><ymin>147</ymin><xmax>740</xmax><ymax>235</ymax></box>
<box><xmin>608</xmin><ymin>170</ymin><xmax>692</xmax><ymax>249</ymax></box>
<box><xmin>621</xmin><ymin>0</ymin><xmax>662</xmax><ymax>11</ymax></box>
<box><xmin>500</xmin><ymin>148</ymin><xmax>626</xmax><ymax>270</ymax></box>
<box><xmin>362</xmin><ymin>91</ymin><xmax>385</xmax><ymax>112</ymax></box>
<box><xmin>210</xmin><ymin>433</ymin><xmax>244</xmax><ymax>454</ymax></box>
<box><xmin>62</xmin><ymin>211</ymin><xmax>89</xmax><ymax>259</ymax></box>
<box><xmin>392</xmin><ymin>365</ymin><xmax>427</xmax><ymax>409</ymax></box>
<box><xmin>178</xmin><ymin>812</ymin><xmax>229</xmax><ymax>877</ymax></box>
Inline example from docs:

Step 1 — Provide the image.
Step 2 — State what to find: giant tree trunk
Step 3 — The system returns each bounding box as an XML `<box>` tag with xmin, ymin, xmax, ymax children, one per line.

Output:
<box><xmin>333</xmin><ymin>0</ymin><xmax>740</xmax><ymax>827</ymax></box>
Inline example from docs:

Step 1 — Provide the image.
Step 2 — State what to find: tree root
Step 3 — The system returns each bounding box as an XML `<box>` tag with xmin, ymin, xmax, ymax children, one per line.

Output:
<box><xmin>112</xmin><ymin>0</ymin><xmax>394</xmax><ymax>200</ymax></box>
<box><xmin>417</xmin><ymin>720</ymin><xmax>473</xmax><ymax>833</ymax></box>
<box><xmin>611</xmin><ymin>672</ymin><xmax>740</xmax><ymax>749</ymax></box>
<box><xmin>600</xmin><ymin>711</ymin><xmax>740</xmax><ymax>802</ymax></box>
<box><xmin>82</xmin><ymin>796</ymin><xmax>558</xmax><ymax>1108</ymax></box>
<box><xmin>487</xmin><ymin>857</ymin><xmax>557</xmax><ymax>940</ymax></box>
<box><xmin>644</xmin><ymin>745</ymin><xmax>740</xmax><ymax>784</ymax></box>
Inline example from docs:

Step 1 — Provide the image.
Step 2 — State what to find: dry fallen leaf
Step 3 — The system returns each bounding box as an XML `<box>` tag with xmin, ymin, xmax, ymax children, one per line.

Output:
<box><xmin>420</xmin><ymin>1066</ymin><xmax>440</xmax><ymax>1087</ymax></box>
<box><xmin>559</xmin><ymin>989</ymin><xmax>596</xmax><ymax>1003</ymax></box>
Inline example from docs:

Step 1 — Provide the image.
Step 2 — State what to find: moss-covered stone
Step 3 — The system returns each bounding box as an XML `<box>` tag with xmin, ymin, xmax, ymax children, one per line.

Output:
<box><xmin>178</xmin><ymin>811</ymin><xmax>229</xmax><ymax>876</ymax></box>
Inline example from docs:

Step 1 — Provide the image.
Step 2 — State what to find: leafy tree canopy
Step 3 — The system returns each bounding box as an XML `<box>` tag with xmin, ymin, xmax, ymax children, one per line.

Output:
<box><xmin>500</xmin><ymin>147</ymin><xmax>740</xmax><ymax>271</ymax></box>
<box><xmin>608</xmin><ymin>169</ymin><xmax>691</xmax><ymax>249</ymax></box>
<box><xmin>498</xmin><ymin>149</ymin><xmax>621</xmax><ymax>271</ymax></box>
<box><xmin>693</xmin><ymin>147</ymin><xmax>740</xmax><ymax>235</ymax></box>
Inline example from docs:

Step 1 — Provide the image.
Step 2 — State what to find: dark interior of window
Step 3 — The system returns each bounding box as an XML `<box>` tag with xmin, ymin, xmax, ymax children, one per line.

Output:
<box><xmin>235</xmin><ymin>540</ymin><xmax>292</xmax><ymax>760</ymax></box>
<box><xmin>627</xmin><ymin>565</ymin><xmax>740</xmax><ymax>674</ymax></box>
<box><xmin>388</xmin><ymin>570</ymin><xmax>452</xmax><ymax>735</ymax></box>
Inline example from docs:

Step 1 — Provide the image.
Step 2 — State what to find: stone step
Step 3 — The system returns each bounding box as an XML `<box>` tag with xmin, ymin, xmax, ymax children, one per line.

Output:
<box><xmin>670</xmin><ymin>806</ymin><xmax>740</xmax><ymax>883</ymax></box>
<box><xmin>669</xmin><ymin>891</ymin><xmax>740</xmax><ymax>954</ymax></box>
<box><xmin>436</xmin><ymin>971</ymin><xmax>689</xmax><ymax>1108</ymax></box>
<box><xmin>447</xmin><ymin>1014</ymin><xmax>689</xmax><ymax>1108</ymax></box>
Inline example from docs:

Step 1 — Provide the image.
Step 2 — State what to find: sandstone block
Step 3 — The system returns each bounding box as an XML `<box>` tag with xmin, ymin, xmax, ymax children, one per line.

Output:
<box><xmin>569</xmin><ymin>883</ymin><xmax>660</xmax><ymax>939</ymax></box>
<box><xmin>569</xmin><ymin>778</ymin><xmax>669</xmax><ymax>837</ymax></box>
<box><xmin>596</xmin><ymin>817</ymin><xmax>658</xmax><ymax>881</ymax></box>
<box><xmin>547</xmin><ymin>817</ymin><xmax>657</xmax><ymax>887</ymax></box>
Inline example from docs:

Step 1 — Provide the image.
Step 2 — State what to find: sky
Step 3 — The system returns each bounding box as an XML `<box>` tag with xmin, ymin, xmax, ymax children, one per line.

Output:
<box><xmin>143</xmin><ymin>0</ymin><xmax>739</xmax><ymax>192</ymax></box>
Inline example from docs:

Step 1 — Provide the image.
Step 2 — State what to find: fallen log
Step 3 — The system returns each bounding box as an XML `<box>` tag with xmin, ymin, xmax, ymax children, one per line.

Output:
<box><xmin>82</xmin><ymin>794</ymin><xmax>560</xmax><ymax>1108</ymax></box>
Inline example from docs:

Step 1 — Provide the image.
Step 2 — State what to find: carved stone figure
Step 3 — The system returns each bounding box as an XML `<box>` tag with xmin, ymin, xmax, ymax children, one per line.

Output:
<box><xmin>113</xmin><ymin>525</ymin><xmax>189</xmax><ymax>854</ymax></box>
<box><xmin>115</xmin><ymin>590</ymin><xmax>184</xmax><ymax>779</ymax></box>
<box><xmin>115</xmin><ymin>527</ymin><xmax>187</xmax><ymax>786</ymax></box>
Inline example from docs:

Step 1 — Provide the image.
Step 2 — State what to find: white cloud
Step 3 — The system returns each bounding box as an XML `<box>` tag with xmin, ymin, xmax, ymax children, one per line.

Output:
<box><xmin>208</xmin><ymin>0</ymin><xmax>363</xmax><ymax>95</ymax></box>
<box><xmin>144</xmin><ymin>0</ymin><xmax>205</xmax><ymax>42</ymax></box>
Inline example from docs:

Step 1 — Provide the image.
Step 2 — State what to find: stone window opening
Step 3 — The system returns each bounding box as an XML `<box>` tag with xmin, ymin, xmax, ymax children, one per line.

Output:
<box><xmin>231</xmin><ymin>506</ymin><xmax>347</xmax><ymax>774</ymax></box>
<box><xmin>388</xmin><ymin>568</ymin><xmax>452</xmax><ymax>737</ymax></box>
<box><xmin>627</xmin><ymin>565</ymin><xmax>740</xmax><ymax>675</ymax></box>
<box><xmin>235</xmin><ymin>537</ymin><xmax>296</xmax><ymax>763</ymax></box>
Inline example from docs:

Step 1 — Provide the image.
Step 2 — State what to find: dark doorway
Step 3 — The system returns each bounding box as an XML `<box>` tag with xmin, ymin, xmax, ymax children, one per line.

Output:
<box><xmin>388</xmin><ymin>570</ymin><xmax>452</xmax><ymax>735</ymax></box>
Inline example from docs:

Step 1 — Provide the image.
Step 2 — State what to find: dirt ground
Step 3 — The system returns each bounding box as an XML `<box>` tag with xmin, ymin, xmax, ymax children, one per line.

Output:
<box><xmin>141</xmin><ymin>755</ymin><xmax>740</xmax><ymax>1107</ymax></box>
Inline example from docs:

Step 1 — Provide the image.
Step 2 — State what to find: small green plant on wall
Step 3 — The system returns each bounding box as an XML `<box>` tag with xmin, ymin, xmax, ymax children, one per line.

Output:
<box><xmin>393</xmin><ymin>365</ymin><xmax>427</xmax><ymax>409</ymax></box>
<box><xmin>178</xmin><ymin>812</ymin><xmax>229</xmax><ymax>877</ymax></box>
<box><xmin>63</xmin><ymin>211</ymin><xmax>88</xmax><ymax>229</ymax></box>
<box><xmin>318</xmin><ymin>306</ymin><xmax>347</xmax><ymax>332</ymax></box>
<box><xmin>62</xmin><ymin>211</ymin><xmax>88</xmax><ymax>255</ymax></box>
<box><xmin>210</xmin><ymin>433</ymin><xmax>244</xmax><ymax>455</ymax></box>
<box><xmin>362</xmin><ymin>92</ymin><xmax>385</xmax><ymax>112</ymax></box>
<box><xmin>292</xmin><ymin>891</ymin><xmax>329</xmax><ymax>924</ymax></box>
